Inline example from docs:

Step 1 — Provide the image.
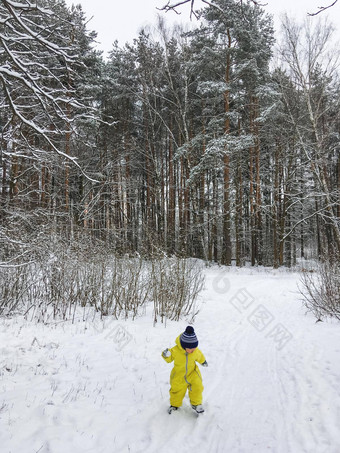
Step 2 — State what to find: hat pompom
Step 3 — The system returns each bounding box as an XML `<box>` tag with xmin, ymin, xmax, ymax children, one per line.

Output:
<box><xmin>185</xmin><ymin>326</ymin><xmax>194</xmax><ymax>335</ymax></box>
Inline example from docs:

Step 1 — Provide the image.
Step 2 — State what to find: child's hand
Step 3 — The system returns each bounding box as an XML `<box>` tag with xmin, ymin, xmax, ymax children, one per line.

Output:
<box><xmin>162</xmin><ymin>348</ymin><xmax>171</xmax><ymax>358</ymax></box>
<box><xmin>201</xmin><ymin>361</ymin><xmax>208</xmax><ymax>367</ymax></box>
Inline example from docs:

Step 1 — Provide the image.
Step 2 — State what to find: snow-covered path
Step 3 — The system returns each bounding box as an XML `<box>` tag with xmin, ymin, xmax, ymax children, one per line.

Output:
<box><xmin>1</xmin><ymin>267</ymin><xmax>340</xmax><ymax>453</ymax></box>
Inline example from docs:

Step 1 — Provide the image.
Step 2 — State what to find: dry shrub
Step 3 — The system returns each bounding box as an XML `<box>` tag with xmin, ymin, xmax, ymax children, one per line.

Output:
<box><xmin>300</xmin><ymin>260</ymin><xmax>340</xmax><ymax>321</ymax></box>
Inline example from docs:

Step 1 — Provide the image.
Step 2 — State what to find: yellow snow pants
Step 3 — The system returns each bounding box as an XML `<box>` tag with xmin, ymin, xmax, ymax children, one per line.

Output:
<box><xmin>169</xmin><ymin>368</ymin><xmax>204</xmax><ymax>407</ymax></box>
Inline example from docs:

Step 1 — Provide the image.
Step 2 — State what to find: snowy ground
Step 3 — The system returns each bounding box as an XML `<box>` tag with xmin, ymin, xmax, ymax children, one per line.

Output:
<box><xmin>1</xmin><ymin>266</ymin><xmax>340</xmax><ymax>453</ymax></box>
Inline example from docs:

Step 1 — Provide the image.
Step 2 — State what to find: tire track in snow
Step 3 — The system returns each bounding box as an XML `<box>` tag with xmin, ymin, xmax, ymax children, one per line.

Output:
<box><xmin>267</xmin><ymin>345</ymin><xmax>292</xmax><ymax>453</ymax></box>
<box><xmin>202</xmin><ymin>316</ymin><xmax>296</xmax><ymax>452</ymax></box>
<box><xmin>277</xmin><ymin>343</ymin><xmax>340</xmax><ymax>453</ymax></box>
<box><xmin>189</xmin><ymin>321</ymin><xmax>254</xmax><ymax>452</ymax></box>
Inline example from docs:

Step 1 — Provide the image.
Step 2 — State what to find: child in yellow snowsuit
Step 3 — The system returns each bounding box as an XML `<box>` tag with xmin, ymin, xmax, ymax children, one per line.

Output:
<box><xmin>162</xmin><ymin>326</ymin><xmax>208</xmax><ymax>414</ymax></box>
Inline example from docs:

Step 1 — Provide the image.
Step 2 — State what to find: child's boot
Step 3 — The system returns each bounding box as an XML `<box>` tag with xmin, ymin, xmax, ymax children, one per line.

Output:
<box><xmin>168</xmin><ymin>405</ymin><xmax>179</xmax><ymax>414</ymax></box>
<box><xmin>191</xmin><ymin>404</ymin><xmax>204</xmax><ymax>413</ymax></box>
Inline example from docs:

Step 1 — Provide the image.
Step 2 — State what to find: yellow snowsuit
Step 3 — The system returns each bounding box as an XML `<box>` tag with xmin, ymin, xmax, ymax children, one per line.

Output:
<box><xmin>162</xmin><ymin>335</ymin><xmax>206</xmax><ymax>407</ymax></box>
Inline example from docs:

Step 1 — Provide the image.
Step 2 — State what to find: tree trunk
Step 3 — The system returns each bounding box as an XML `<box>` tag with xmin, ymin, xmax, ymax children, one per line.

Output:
<box><xmin>222</xmin><ymin>29</ymin><xmax>232</xmax><ymax>265</ymax></box>
<box><xmin>273</xmin><ymin>144</ymin><xmax>280</xmax><ymax>269</ymax></box>
<box><xmin>168</xmin><ymin>127</ymin><xmax>176</xmax><ymax>253</ymax></box>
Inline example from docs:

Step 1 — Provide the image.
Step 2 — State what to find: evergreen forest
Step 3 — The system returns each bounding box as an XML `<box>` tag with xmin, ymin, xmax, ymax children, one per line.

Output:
<box><xmin>1</xmin><ymin>0</ymin><xmax>340</xmax><ymax>271</ymax></box>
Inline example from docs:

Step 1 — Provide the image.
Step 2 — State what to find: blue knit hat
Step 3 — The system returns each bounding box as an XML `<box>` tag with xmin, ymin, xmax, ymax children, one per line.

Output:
<box><xmin>180</xmin><ymin>326</ymin><xmax>198</xmax><ymax>349</ymax></box>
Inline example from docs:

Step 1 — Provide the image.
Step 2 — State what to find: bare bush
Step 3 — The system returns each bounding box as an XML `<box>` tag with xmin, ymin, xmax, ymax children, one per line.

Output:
<box><xmin>1</xmin><ymin>236</ymin><xmax>204</xmax><ymax>323</ymax></box>
<box><xmin>99</xmin><ymin>256</ymin><xmax>150</xmax><ymax>320</ymax></box>
<box><xmin>0</xmin><ymin>265</ymin><xmax>31</xmax><ymax>315</ymax></box>
<box><xmin>24</xmin><ymin>249</ymin><xmax>150</xmax><ymax>322</ymax></box>
<box><xmin>300</xmin><ymin>260</ymin><xmax>340</xmax><ymax>321</ymax></box>
<box><xmin>150</xmin><ymin>257</ymin><xmax>205</xmax><ymax>323</ymax></box>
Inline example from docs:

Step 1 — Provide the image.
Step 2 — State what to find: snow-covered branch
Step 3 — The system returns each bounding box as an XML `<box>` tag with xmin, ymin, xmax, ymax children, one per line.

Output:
<box><xmin>158</xmin><ymin>0</ymin><xmax>265</xmax><ymax>19</ymax></box>
<box><xmin>0</xmin><ymin>0</ymin><xmax>100</xmax><ymax>181</ymax></box>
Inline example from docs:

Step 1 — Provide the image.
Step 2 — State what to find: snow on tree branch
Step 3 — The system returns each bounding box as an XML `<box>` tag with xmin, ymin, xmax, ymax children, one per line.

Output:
<box><xmin>0</xmin><ymin>0</ymin><xmax>98</xmax><ymax>180</ymax></box>
<box><xmin>159</xmin><ymin>0</ymin><xmax>266</xmax><ymax>19</ymax></box>
<box><xmin>2</xmin><ymin>0</ymin><xmax>74</xmax><ymax>59</ymax></box>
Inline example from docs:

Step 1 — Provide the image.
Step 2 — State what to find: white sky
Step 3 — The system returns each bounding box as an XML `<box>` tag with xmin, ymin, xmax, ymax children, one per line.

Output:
<box><xmin>64</xmin><ymin>0</ymin><xmax>340</xmax><ymax>57</ymax></box>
